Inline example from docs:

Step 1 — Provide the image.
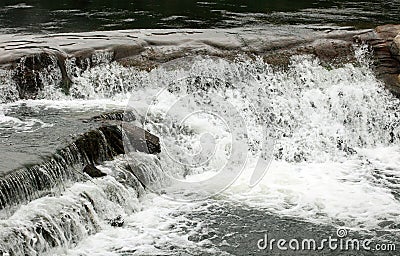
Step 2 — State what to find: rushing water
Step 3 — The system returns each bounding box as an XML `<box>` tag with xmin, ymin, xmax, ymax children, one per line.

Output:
<box><xmin>1</xmin><ymin>44</ymin><xmax>400</xmax><ymax>254</ymax></box>
<box><xmin>1</xmin><ymin>1</ymin><xmax>400</xmax><ymax>255</ymax></box>
<box><xmin>1</xmin><ymin>0</ymin><xmax>400</xmax><ymax>33</ymax></box>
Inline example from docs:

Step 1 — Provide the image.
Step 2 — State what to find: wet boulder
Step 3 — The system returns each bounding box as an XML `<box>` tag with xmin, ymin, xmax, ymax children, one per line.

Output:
<box><xmin>310</xmin><ymin>39</ymin><xmax>354</xmax><ymax>63</ymax></box>
<box><xmin>0</xmin><ymin>124</ymin><xmax>160</xmax><ymax>210</ymax></box>
<box><xmin>90</xmin><ymin>110</ymin><xmax>137</xmax><ymax>122</ymax></box>
<box><xmin>355</xmin><ymin>25</ymin><xmax>400</xmax><ymax>96</ymax></box>
<box><xmin>83</xmin><ymin>164</ymin><xmax>107</xmax><ymax>178</ymax></box>
<box><xmin>391</xmin><ymin>34</ymin><xmax>400</xmax><ymax>62</ymax></box>
<box><xmin>121</xmin><ymin>124</ymin><xmax>161</xmax><ymax>154</ymax></box>
<box><xmin>12</xmin><ymin>52</ymin><xmax>63</xmax><ymax>99</ymax></box>
<box><xmin>72</xmin><ymin>125</ymin><xmax>160</xmax><ymax>165</ymax></box>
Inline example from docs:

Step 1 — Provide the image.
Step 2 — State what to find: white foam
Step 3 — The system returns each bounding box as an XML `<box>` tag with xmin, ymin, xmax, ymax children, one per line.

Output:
<box><xmin>63</xmin><ymin>193</ymin><xmax>226</xmax><ymax>256</ymax></box>
<box><xmin>0</xmin><ymin>106</ymin><xmax>53</xmax><ymax>133</ymax></box>
<box><xmin>0</xmin><ymin>175</ymin><xmax>141</xmax><ymax>255</ymax></box>
<box><xmin>5</xmin><ymin>3</ymin><xmax>34</xmax><ymax>9</ymax></box>
<box><xmin>125</xmin><ymin>52</ymin><xmax>400</xmax><ymax>234</ymax></box>
<box><xmin>2</xmin><ymin>50</ymin><xmax>400</xmax><ymax>253</ymax></box>
<box><xmin>224</xmin><ymin>154</ymin><xmax>400</xmax><ymax>231</ymax></box>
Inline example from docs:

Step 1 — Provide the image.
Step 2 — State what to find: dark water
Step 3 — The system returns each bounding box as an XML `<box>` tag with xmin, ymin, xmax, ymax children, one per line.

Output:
<box><xmin>0</xmin><ymin>0</ymin><xmax>400</xmax><ymax>34</ymax></box>
<box><xmin>183</xmin><ymin>202</ymin><xmax>399</xmax><ymax>256</ymax></box>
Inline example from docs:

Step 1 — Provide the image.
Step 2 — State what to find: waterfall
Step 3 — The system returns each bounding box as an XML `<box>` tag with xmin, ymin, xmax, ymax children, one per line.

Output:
<box><xmin>1</xmin><ymin>45</ymin><xmax>400</xmax><ymax>254</ymax></box>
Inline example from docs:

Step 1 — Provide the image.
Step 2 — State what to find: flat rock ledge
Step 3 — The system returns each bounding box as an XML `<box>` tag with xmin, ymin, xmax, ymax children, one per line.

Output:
<box><xmin>0</xmin><ymin>124</ymin><xmax>160</xmax><ymax>210</ymax></box>
<box><xmin>0</xmin><ymin>26</ymin><xmax>369</xmax><ymax>101</ymax></box>
<box><xmin>2</xmin><ymin>25</ymin><xmax>400</xmax><ymax>98</ymax></box>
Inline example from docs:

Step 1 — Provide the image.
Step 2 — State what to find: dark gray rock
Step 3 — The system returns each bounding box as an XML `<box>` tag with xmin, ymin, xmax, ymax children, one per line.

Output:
<box><xmin>122</xmin><ymin>124</ymin><xmax>161</xmax><ymax>154</ymax></box>
<box><xmin>0</xmin><ymin>124</ymin><xmax>160</xmax><ymax>210</ymax></box>
<box><xmin>83</xmin><ymin>164</ymin><xmax>106</xmax><ymax>178</ymax></box>
<box><xmin>90</xmin><ymin>110</ymin><xmax>136</xmax><ymax>122</ymax></box>
<box><xmin>13</xmin><ymin>53</ymin><xmax>58</xmax><ymax>99</ymax></box>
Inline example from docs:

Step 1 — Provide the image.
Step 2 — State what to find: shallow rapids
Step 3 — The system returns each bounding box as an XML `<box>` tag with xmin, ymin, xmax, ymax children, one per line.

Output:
<box><xmin>1</xmin><ymin>47</ymin><xmax>400</xmax><ymax>255</ymax></box>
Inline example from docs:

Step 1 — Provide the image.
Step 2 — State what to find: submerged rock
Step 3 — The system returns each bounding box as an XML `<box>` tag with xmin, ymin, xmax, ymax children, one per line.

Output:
<box><xmin>83</xmin><ymin>164</ymin><xmax>107</xmax><ymax>178</ymax></box>
<box><xmin>90</xmin><ymin>110</ymin><xmax>137</xmax><ymax>122</ymax></box>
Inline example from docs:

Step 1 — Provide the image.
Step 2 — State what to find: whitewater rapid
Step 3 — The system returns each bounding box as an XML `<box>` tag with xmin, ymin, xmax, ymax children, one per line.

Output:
<box><xmin>1</xmin><ymin>46</ymin><xmax>400</xmax><ymax>254</ymax></box>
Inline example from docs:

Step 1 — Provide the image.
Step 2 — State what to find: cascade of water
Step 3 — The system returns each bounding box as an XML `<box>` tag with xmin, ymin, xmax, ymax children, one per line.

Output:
<box><xmin>0</xmin><ymin>153</ymin><xmax>163</xmax><ymax>255</ymax></box>
<box><xmin>10</xmin><ymin>49</ymin><xmax>397</xmax><ymax>162</ymax></box>
<box><xmin>1</xmin><ymin>47</ymin><xmax>400</xmax><ymax>254</ymax></box>
<box><xmin>0</xmin><ymin>126</ymin><xmax>125</xmax><ymax>210</ymax></box>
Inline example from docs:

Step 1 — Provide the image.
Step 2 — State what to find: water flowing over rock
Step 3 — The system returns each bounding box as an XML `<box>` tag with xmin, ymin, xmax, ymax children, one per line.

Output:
<box><xmin>0</xmin><ymin>27</ymin><xmax>369</xmax><ymax>102</ymax></box>
<box><xmin>13</xmin><ymin>52</ymin><xmax>63</xmax><ymax>99</ymax></box>
<box><xmin>356</xmin><ymin>24</ymin><xmax>400</xmax><ymax>95</ymax></box>
<box><xmin>0</xmin><ymin>124</ymin><xmax>160</xmax><ymax>210</ymax></box>
<box><xmin>90</xmin><ymin>110</ymin><xmax>137</xmax><ymax>122</ymax></box>
<box><xmin>1</xmin><ymin>25</ymin><xmax>400</xmax><ymax>255</ymax></box>
<box><xmin>0</xmin><ymin>116</ymin><xmax>161</xmax><ymax>253</ymax></box>
<box><xmin>0</xmin><ymin>175</ymin><xmax>143</xmax><ymax>255</ymax></box>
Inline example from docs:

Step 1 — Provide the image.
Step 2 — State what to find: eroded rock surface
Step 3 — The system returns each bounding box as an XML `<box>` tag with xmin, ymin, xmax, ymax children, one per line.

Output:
<box><xmin>4</xmin><ymin>26</ymin><xmax>400</xmax><ymax>98</ymax></box>
<box><xmin>0</xmin><ymin>123</ymin><xmax>160</xmax><ymax>210</ymax></box>
<box><xmin>356</xmin><ymin>24</ymin><xmax>400</xmax><ymax>95</ymax></box>
<box><xmin>0</xmin><ymin>27</ymin><xmax>370</xmax><ymax>102</ymax></box>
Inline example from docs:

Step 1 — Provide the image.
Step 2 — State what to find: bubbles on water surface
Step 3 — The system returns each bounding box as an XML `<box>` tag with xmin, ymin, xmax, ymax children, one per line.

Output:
<box><xmin>123</xmin><ymin>74</ymin><xmax>274</xmax><ymax>201</ymax></box>
<box><xmin>1</xmin><ymin>49</ymin><xmax>400</xmax><ymax>254</ymax></box>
